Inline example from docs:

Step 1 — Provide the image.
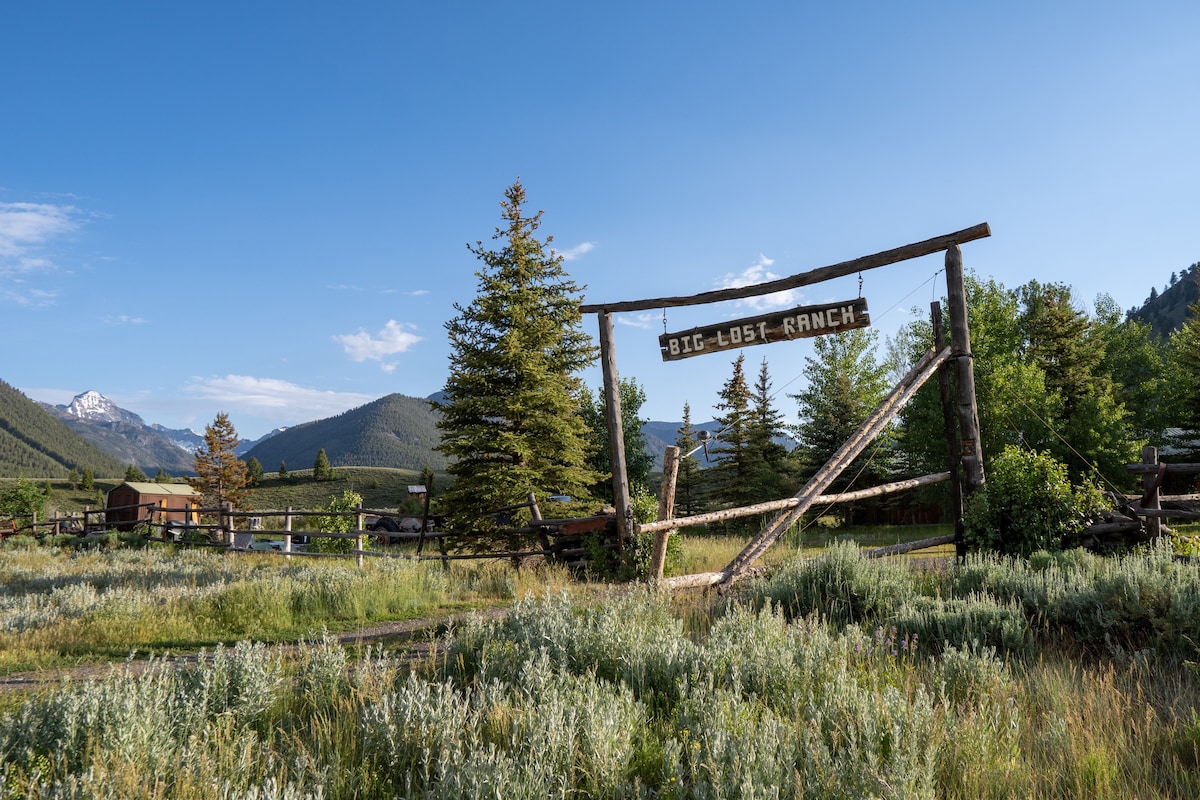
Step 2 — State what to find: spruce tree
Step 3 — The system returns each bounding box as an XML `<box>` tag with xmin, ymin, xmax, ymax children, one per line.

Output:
<box><xmin>746</xmin><ymin>358</ymin><xmax>791</xmax><ymax>502</ymax></box>
<box><xmin>673</xmin><ymin>402</ymin><xmax>705</xmax><ymax>517</ymax></box>
<box><xmin>313</xmin><ymin>449</ymin><xmax>333</xmax><ymax>481</ymax></box>
<box><xmin>709</xmin><ymin>354</ymin><xmax>756</xmax><ymax>510</ymax></box>
<box><xmin>435</xmin><ymin>181</ymin><xmax>598</xmax><ymax>531</ymax></box>
<box><xmin>189</xmin><ymin>412</ymin><xmax>249</xmax><ymax>509</ymax></box>
<box><xmin>245</xmin><ymin>457</ymin><xmax>264</xmax><ymax>487</ymax></box>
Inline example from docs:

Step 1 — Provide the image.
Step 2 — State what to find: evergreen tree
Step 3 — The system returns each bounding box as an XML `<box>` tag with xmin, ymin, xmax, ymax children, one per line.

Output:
<box><xmin>673</xmin><ymin>402</ymin><xmax>705</xmax><ymax>517</ymax></box>
<box><xmin>153</xmin><ymin>468</ymin><xmax>170</xmax><ymax>483</ymax></box>
<box><xmin>279</xmin><ymin>460</ymin><xmax>288</xmax><ymax>480</ymax></box>
<box><xmin>708</xmin><ymin>354</ymin><xmax>756</xmax><ymax>509</ymax></box>
<box><xmin>189</xmin><ymin>412</ymin><xmax>249</xmax><ymax>509</ymax></box>
<box><xmin>82</xmin><ymin>467</ymin><xmax>94</xmax><ymax>490</ymax></box>
<box><xmin>1168</xmin><ymin>276</ymin><xmax>1200</xmax><ymax>440</ymax></box>
<box><xmin>580</xmin><ymin>378</ymin><xmax>654</xmax><ymax>501</ymax></box>
<box><xmin>746</xmin><ymin>358</ymin><xmax>792</xmax><ymax>503</ymax></box>
<box><xmin>1019</xmin><ymin>281</ymin><xmax>1136</xmax><ymax>482</ymax></box>
<box><xmin>67</xmin><ymin>468</ymin><xmax>80</xmax><ymax>491</ymax></box>
<box><xmin>245</xmin><ymin>457</ymin><xmax>264</xmax><ymax>487</ymax></box>
<box><xmin>791</xmin><ymin>328</ymin><xmax>890</xmax><ymax>517</ymax></box>
<box><xmin>312</xmin><ymin>449</ymin><xmax>334</xmax><ymax>481</ymax></box>
<box><xmin>125</xmin><ymin>464</ymin><xmax>147</xmax><ymax>482</ymax></box>
<box><xmin>435</xmin><ymin>181</ymin><xmax>599</xmax><ymax>531</ymax></box>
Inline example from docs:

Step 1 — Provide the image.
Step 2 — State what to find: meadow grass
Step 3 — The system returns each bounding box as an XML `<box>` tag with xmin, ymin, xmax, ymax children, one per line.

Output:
<box><xmin>2</xmin><ymin>540</ymin><xmax>1200</xmax><ymax>797</ymax></box>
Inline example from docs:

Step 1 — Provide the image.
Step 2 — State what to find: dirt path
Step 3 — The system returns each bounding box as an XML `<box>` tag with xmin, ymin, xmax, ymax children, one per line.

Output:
<box><xmin>0</xmin><ymin>607</ymin><xmax>509</xmax><ymax>693</ymax></box>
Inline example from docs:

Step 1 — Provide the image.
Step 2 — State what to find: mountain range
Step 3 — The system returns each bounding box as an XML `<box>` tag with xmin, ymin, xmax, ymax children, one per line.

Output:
<box><xmin>3</xmin><ymin>264</ymin><xmax>1194</xmax><ymax>479</ymax></box>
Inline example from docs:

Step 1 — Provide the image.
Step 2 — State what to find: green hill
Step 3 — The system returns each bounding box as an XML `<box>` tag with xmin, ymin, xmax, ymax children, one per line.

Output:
<box><xmin>1130</xmin><ymin>261</ymin><xmax>1199</xmax><ymax>339</ymax></box>
<box><xmin>244</xmin><ymin>393</ymin><xmax>446</xmax><ymax>472</ymax></box>
<box><xmin>0</xmin><ymin>380</ymin><xmax>126</xmax><ymax>478</ymax></box>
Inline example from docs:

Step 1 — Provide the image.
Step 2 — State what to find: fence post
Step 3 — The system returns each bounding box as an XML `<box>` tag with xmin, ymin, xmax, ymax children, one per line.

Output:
<box><xmin>598</xmin><ymin>311</ymin><xmax>633</xmax><ymax>549</ymax></box>
<box><xmin>1142</xmin><ymin>445</ymin><xmax>1162</xmax><ymax>538</ymax></box>
<box><xmin>356</xmin><ymin>506</ymin><xmax>365</xmax><ymax>568</ymax></box>
<box><xmin>945</xmin><ymin>244</ymin><xmax>985</xmax><ymax>504</ymax></box>
<box><xmin>283</xmin><ymin>506</ymin><xmax>293</xmax><ymax>558</ymax></box>
<box><xmin>651</xmin><ymin>445</ymin><xmax>680</xmax><ymax>579</ymax></box>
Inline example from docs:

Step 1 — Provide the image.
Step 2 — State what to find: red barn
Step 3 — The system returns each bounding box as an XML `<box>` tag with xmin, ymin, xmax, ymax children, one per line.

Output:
<box><xmin>105</xmin><ymin>482</ymin><xmax>201</xmax><ymax>531</ymax></box>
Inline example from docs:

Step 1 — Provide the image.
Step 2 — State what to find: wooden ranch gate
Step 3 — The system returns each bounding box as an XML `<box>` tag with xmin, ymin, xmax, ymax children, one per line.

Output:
<box><xmin>579</xmin><ymin>224</ymin><xmax>992</xmax><ymax>589</ymax></box>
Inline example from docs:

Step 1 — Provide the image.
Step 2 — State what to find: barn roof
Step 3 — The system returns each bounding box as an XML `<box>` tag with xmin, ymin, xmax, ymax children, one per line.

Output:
<box><xmin>113</xmin><ymin>482</ymin><xmax>200</xmax><ymax>497</ymax></box>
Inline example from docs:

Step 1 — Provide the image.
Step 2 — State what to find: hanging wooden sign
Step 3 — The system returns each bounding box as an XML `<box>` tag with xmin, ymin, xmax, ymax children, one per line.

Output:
<box><xmin>658</xmin><ymin>297</ymin><xmax>870</xmax><ymax>361</ymax></box>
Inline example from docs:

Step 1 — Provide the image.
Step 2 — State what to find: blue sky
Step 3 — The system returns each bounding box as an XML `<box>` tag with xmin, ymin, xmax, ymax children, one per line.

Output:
<box><xmin>3</xmin><ymin>2</ymin><xmax>1198</xmax><ymax>439</ymax></box>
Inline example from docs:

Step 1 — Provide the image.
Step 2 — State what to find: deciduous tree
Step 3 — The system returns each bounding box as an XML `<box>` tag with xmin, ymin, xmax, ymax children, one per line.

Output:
<box><xmin>435</xmin><ymin>181</ymin><xmax>598</xmax><ymax>531</ymax></box>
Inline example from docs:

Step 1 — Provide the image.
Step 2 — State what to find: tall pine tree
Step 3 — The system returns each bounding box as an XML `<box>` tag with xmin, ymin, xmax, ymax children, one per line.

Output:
<box><xmin>435</xmin><ymin>181</ymin><xmax>599</xmax><ymax>531</ymax></box>
<box><xmin>673</xmin><ymin>402</ymin><xmax>705</xmax><ymax>517</ymax></box>
<box><xmin>709</xmin><ymin>354</ymin><xmax>756</xmax><ymax>509</ymax></box>
<box><xmin>746</xmin><ymin>358</ymin><xmax>791</xmax><ymax>503</ymax></box>
<box><xmin>189</xmin><ymin>412</ymin><xmax>249</xmax><ymax>510</ymax></box>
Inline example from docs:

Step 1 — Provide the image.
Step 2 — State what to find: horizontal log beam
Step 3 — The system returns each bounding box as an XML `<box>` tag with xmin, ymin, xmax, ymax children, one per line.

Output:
<box><xmin>636</xmin><ymin>472</ymin><xmax>951</xmax><ymax>535</ymax></box>
<box><xmin>581</xmin><ymin>223</ymin><xmax>991</xmax><ymax>314</ymax></box>
<box><xmin>862</xmin><ymin>533</ymin><xmax>957</xmax><ymax>558</ymax></box>
<box><xmin>1126</xmin><ymin>463</ymin><xmax>1200</xmax><ymax>474</ymax></box>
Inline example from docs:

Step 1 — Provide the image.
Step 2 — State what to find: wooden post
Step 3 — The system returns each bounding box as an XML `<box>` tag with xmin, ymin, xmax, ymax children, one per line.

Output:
<box><xmin>651</xmin><ymin>445</ymin><xmax>680</xmax><ymax>579</ymax></box>
<box><xmin>598</xmin><ymin>311</ymin><xmax>634</xmax><ymax>545</ymax></box>
<box><xmin>932</xmin><ymin>301</ymin><xmax>965</xmax><ymax>558</ymax></box>
<box><xmin>1142</xmin><ymin>446</ymin><xmax>1162</xmax><ymax>538</ymax></box>
<box><xmin>283</xmin><ymin>505</ymin><xmax>293</xmax><ymax>558</ymax></box>
<box><xmin>355</xmin><ymin>506</ymin><xmax>365</xmax><ymax>568</ymax></box>
<box><xmin>945</xmin><ymin>245</ymin><xmax>985</xmax><ymax>498</ymax></box>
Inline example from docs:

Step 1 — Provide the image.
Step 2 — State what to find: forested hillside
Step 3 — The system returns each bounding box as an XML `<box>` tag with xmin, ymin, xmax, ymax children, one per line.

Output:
<box><xmin>243</xmin><ymin>393</ymin><xmax>447</xmax><ymax>471</ymax></box>
<box><xmin>1130</xmin><ymin>261</ymin><xmax>1199</xmax><ymax>338</ymax></box>
<box><xmin>0</xmin><ymin>380</ymin><xmax>126</xmax><ymax>478</ymax></box>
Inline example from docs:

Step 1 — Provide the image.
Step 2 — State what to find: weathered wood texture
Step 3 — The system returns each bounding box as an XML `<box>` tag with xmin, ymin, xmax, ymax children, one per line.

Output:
<box><xmin>637</xmin><ymin>472</ymin><xmax>951</xmax><ymax>535</ymax></box>
<box><xmin>659</xmin><ymin>298</ymin><xmax>870</xmax><ymax>361</ymax></box>
<box><xmin>717</xmin><ymin>346</ymin><xmax>951</xmax><ymax>587</ymax></box>
<box><xmin>660</xmin><ymin>346</ymin><xmax>951</xmax><ymax>591</ymax></box>
<box><xmin>651</xmin><ymin>445</ymin><xmax>681</xmax><ymax>579</ymax></box>
<box><xmin>863</xmin><ymin>533</ymin><xmax>957</xmax><ymax>558</ymax></box>
<box><xmin>581</xmin><ymin>223</ymin><xmax>990</xmax><ymax>314</ymax></box>
<box><xmin>945</xmin><ymin>244</ymin><xmax>985</xmax><ymax>495</ymax></box>
<box><xmin>599</xmin><ymin>311</ymin><xmax>633</xmax><ymax>541</ymax></box>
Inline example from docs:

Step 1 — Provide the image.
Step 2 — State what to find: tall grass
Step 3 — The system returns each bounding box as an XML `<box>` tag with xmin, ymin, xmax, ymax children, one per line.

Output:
<box><xmin>2</xmin><ymin>544</ymin><xmax>1199</xmax><ymax>797</ymax></box>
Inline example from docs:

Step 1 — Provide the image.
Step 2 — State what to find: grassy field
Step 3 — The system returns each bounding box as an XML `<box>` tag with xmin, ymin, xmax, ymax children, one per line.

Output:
<box><xmin>2</xmin><ymin>466</ymin><xmax>442</xmax><ymax>520</ymax></box>
<box><xmin>2</xmin><ymin>541</ymin><xmax>1199</xmax><ymax>798</ymax></box>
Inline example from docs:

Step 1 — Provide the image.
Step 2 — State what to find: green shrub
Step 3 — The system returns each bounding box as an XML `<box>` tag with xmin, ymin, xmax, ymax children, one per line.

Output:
<box><xmin>309</xmin><ymin>489</ymin><xmax>365</xmax><ymax>554</ymax></box>
<box><xmin>963</xmin><ymin>447</ymin><xmax>1106</xmax><ymax>556</ymax></box>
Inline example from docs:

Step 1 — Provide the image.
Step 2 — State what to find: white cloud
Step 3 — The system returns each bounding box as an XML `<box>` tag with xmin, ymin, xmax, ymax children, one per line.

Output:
<box><xmin>406</xmin><ymin>289</ymin><xmax>430</xmax><ymax>296</ymax></box>
<box><xmin>717</xmin><ymin>254</ymin><xmax>800</xmax><ymax>311</ymax></box>
<box><xmin>186</xmin><ymin>375</ymin><xmax>375</xmax><ymax>416</ymax></box>
<box><xmin>105</xmin><ymin>314</ymin><xmax>147</xmax><ymax>325</ymax></box>
<box><xmin>559</xmin><ymin>241</ymin><xmax>595</xmax><ymax>261</ymax></box>
<box><xmin>615</xmin><ymin>312</ymin><xmax>661</xmax><ymax>330</ymax></box>
<box><xmin>333</xmin><ymin>319</ymin><xmax>422</xmax><ymax>371</ymax></box>
<box><xmin>0</xmin><ymin>202</ymin><xmax>80</xmax><ymax>270</ymax></box>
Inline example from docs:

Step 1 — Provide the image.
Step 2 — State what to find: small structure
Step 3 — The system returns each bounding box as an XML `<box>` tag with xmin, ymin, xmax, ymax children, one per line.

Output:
<box><xmin>105</xmin><ymin>482</ymin><xmax>201</xmax><ymax>531</ymax></box>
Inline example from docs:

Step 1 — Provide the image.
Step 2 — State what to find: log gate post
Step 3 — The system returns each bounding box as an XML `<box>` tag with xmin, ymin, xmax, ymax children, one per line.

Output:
<box><xmin>598</xmin><ymin>311</ymin><xmax>635</xmax><ymax>546</ymax></box>
<box><xmin>945</xmin><ymin>245</ymin><xmax>986</xmax><ymax>538</ymax></box>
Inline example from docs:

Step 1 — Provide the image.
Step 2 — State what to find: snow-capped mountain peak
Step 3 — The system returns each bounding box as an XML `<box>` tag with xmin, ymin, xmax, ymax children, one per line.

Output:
<box><xmin>63</xmin><ymin>390</ymin><xmax>144</xmax><ymax>426</ymax></box>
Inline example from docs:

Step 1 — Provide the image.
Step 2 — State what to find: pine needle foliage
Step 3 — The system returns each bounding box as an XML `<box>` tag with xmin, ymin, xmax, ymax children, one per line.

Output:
<box><xmin>189</xmin><ymin>412</ymin><xmax>249</xmax><ymax>510</ymax></box>
<box><xmin>435</xmin><ymin>182</ymin><xmax>599</xmax><ymax>532</ymax></box>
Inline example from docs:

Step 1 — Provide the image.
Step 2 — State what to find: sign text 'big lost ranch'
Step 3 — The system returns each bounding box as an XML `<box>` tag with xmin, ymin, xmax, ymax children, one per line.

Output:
<box><xmin>658</xmin><ymin>297</ymin><xmax>870</xmax><ymax>361</ymax></box>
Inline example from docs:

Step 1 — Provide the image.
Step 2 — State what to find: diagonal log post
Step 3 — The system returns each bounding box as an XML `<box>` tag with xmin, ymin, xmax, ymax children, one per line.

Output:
<box><xmin>682</xmin><ymin>345</ymin><xmax>951</xmax><ymax>590</ymax></box>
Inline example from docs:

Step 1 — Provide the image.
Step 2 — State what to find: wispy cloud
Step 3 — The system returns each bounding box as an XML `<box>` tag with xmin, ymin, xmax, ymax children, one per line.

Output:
<box><xmin>0</xmin><ymin>203</ymin><xmax>83</xmax><ymax>305</ymax></box>
<box><xmin>615</xmin><ymin>312</ymin><xmax>661</xmax><ymax>330</ymax></box>
<box><xmin>406</xmin><ymin>289</ymin><xmax>430</xmax><ymax>296</ymax></box>
<box><xmin>186</xmin><ymin>375</ymin><xmax>375</xmax><ymax>416</ymax></box>
<box><xmin>558</xmin><ymin>241</ymin><xmax>595</xmax><ymax>261</ymax></box>
<box><xmin>105</xmin><ymin>314</ymin><xmax>147</xmax><ymax>326</ymax></box>
<box><xmin>332</xmin><ymin>319</ymin><xmax>422</xmax><ymax>371</ymax></box>
<box><xmin>717</xmin><ymin>254</ymin><xmax>799</xmax><ymax>311</ymax></box>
